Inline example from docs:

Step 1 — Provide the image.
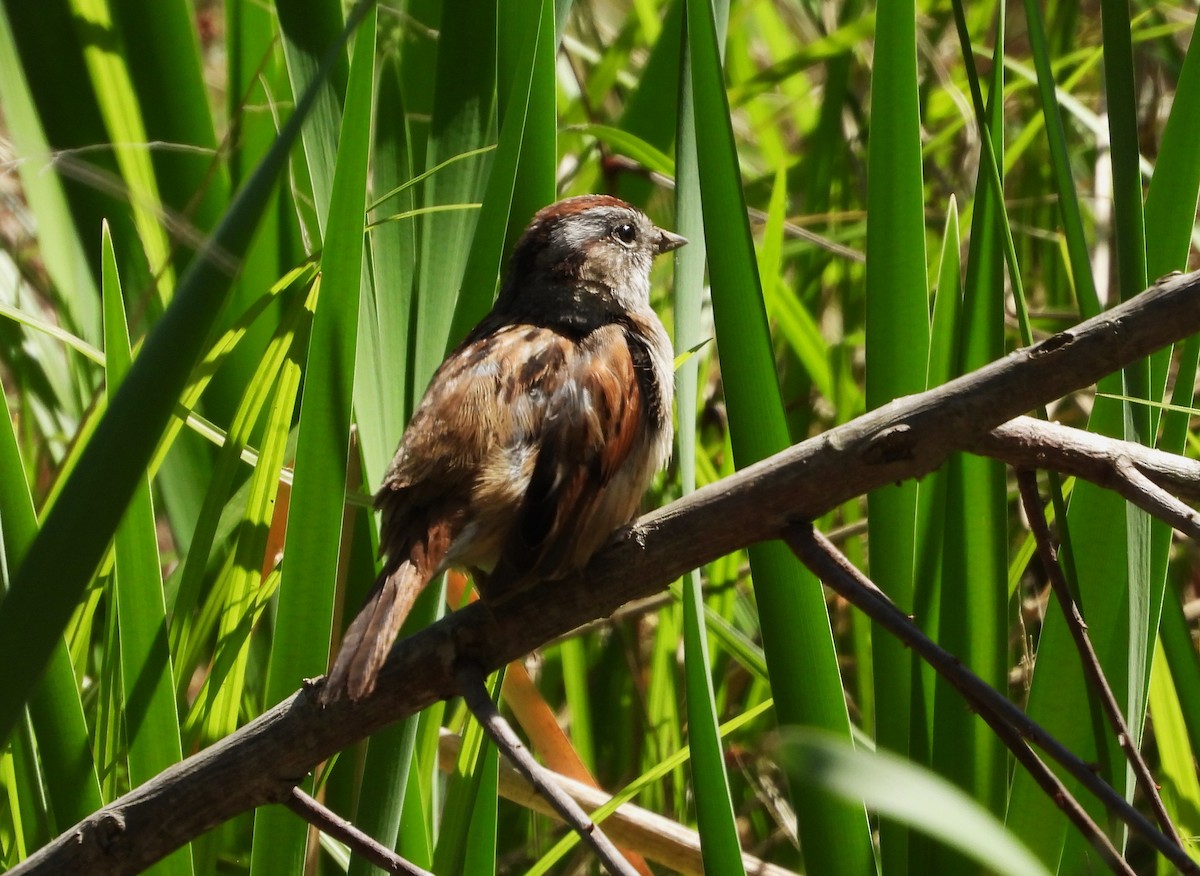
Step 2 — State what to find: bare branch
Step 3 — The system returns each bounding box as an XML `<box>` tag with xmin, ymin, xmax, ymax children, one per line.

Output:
<box><xmin>455</xmin><ymin>665</ymin><xmax>640</xmax><ymax>876</ymax></box>
<box><xmin>12</xmin><ymin>270</ymin><xmax>1200</xmax><ymax>874</ymax></box>
<box><xmin>1014</xmin><ymin>470</ymin><xmax>1182</xmax><ymax>845</ymax></box>
<box><xmin>784</xmin><ymin>525</ymin><xmax>1150</xmax><ymax>876</ymax></box>
<box><xmin>284</xmin><ymin>788</ymin><xmax>431</xmax><ymax>876</ymax></box>
<box><xmin>1110</xmin><ymin>457</ymin><xmax>1200</xmax><ymax>540</ymax></box>
<box><xmin>974</xmin><ymin>416</ymin><xmax>1200</xmax><ymax>528</ymax></box>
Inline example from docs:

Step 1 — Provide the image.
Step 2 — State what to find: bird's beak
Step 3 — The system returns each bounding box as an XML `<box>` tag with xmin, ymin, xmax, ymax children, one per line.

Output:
<box><xmin>655</xmin><ymin>229</ymin><xmax>688</xmax><ymax>254</ymax></box>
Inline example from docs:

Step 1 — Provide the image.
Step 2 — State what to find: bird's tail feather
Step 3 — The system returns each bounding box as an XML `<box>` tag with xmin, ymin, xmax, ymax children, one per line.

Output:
<box><xmin>322</xmin><ymin>559</ymin><xmax>429</xmax><ymax>703</ymax></box>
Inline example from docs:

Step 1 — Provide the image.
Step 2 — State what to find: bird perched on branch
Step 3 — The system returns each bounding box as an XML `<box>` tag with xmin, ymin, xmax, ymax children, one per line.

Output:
<box><xmin>321</xmin><ymin>195</ymin><xmax>685</xmax><ymax>703</ymax></box>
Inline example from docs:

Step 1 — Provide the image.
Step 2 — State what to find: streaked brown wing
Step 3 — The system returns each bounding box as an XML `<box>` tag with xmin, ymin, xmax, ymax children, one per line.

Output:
<box><xmin>373</xmin><ymin>320</ymin><xmax>537</xmax><ymax>561</ymax></box>
<box><xmin>487</xmin><ymin>321</ymin><xmax>648</xmax><ymax>594</ymax></box>
<box><xmin>373</xmin><ymin>319</ymin><xmax>649</xmax><ymax>599</ymax></box>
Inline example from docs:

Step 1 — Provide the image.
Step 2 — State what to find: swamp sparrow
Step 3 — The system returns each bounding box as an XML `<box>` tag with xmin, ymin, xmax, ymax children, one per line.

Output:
<box><xmin>322</xmin><ymin>195</ymin><xmax>685</xmax><ymax>702</ymax></box>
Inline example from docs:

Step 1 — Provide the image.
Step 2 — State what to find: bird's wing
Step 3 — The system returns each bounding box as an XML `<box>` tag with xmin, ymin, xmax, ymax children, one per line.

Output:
<box><xmin>374</xmin><ymin>320</ymin><xmax>654</xmax><ymax>597</ymax></box>
<box><xmin>488</xmin><ymin>321</ymin><xmax>654</xmax><ymax>594</ymax></box>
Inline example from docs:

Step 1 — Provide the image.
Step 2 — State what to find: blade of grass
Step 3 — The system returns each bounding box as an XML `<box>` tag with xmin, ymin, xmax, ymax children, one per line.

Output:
<box><xmin>250</xmin><ymin>7</ymin><xmax>375</xmax><ymax>872</ymax></box>
<box><xmin>358</xmin><ymin>54</ymin><xmax>417</xmax><ymax>487</ymax></box>
<box><xmin>570</xmin><ymin>124</ymin><xmax>675</xmax><ymax>177</ymax></box>
<box><xmin>462</xmin><ymin>738</ymin><xmax>500</xmax><ymax>876</ymax></box>
<box><xmin>1141</xmin><ymin>22</ymin><xmax>1200</xmax><ymax>823</ymax></box>
<box><xmin>102</xmin><ymin>223</ymin><xmax>193</xmax><ymax>876</ymax></box>
<box><xmin>413</xmin><ymin>0</ymin><xmax>496</xmax><ymax>386</ymax></box>
<box><xmin>446</xmin><ymin>0</ymin><xmax>555</xmax><ymax>347</ymax></box>
<box><xmin>684</xmin><ymin>0</ymin><xmax>874</xmax><ymax>871</ymax></box>
<box><xmin>69</xmin><ymin>0</ymin><xmax>175</xmax><ymax>302</ymax></box>
<box><xmin>110</xmin><ymin>0</ymin><xmax>229</xmax><ymax>265</ymax></box>
<box><xmin>558</xmin><ymin>637</ymin><xmax>595</xmax><ymax>772</ymax></box>
<box><xmin>93</xmin><ymin>582</ymin><xmax>120</xmax><ymax>803</ymax></box>
<box><xmin>0</xmin><ymin>3</ymin><xmax>100</xmax><ymax>341</ymax></box>
<box><xmin>186</xmin><ymin>291</ymin><xmax>312</xmax><ymax>746</ymax></box>
<box><xmin>930</xmin><ymin>23</ymin><xmax>1009</xmax><ymax>874</ymax></box>
<box><xmin>912</xmin><ymin>197</ymin><xmax>962</xmax><ymax>754</ymax></box>
<box><xmin>1098</xmin><ymin>0</ymin><xmax>1154</xmax><ymax>746</ymax></box>
<box><xmin>497</xmin><ymin>0</ymin><xmax>557</xmax><ymax>257</ymax></box>
<box><xmin>0</xmin><ymin>347</ymin><xmax>103</xmax><ymax>835</ymax></box>
<box><xmin>1158</xmin><ymin>591</ymin><xmax>1200</xmax><ymax>759</ymax></box>
<box><xmin>644</xmin><ymin>604</ymin><xmax>683</xmax><ymax>815</ymax></box>
<box><xmin>0</xmin><ymin>387</ymin><xmax>39</xmax><ymax>600</ymax></box>
<box><xmin>4</xmin><ymin>719</ymin><xmax>42</xmax><ymax>860</ymax></box>
<box><xmin>760</xmin><ymin>168</ymin><xmax>835</xmax><ymax>404</ymax></box>
<box><xmin>0</xmin><ymin>0</ymin><xmax>368</xmax><ymax>758</ymax></box>
<box><xmin>275</xmin><ymin>0</ymin><xmax>349</xmax><ymax>238</ymax></box>
<box><xmin>433</xmin><ymin>671</ymin><xmax>503</xmax><ymax>874</ymax></box>
<box><xmin>396</xmin><ymin>742</ymin><xmax>436</xmax><ymax>869</ymax></box>
<box><xmin>675</xmin><ymin>23</ymin><xmax>746</xmax><ymax>870</ymax></box>
<box><xmin>1019</xmin><ymin>0</ymin><xmax>1101</xmax><ymax>318</ymax></box>
<box><xmin>864</xmin><ymin>0</ymin><xmax>931</xmax><ymax>868</ymax></box>
<box><xmin>1147</xmin><ymin>639</ymin><xmax>1200</xmax><ymax>864</ymax></box>
<box><xmin>613</xmin><ymin>0</ymin><xmax>682</xmax><ymax>206</ymax></box>
<box><xmin>775</xmin><ymin>729</ymin><xmax>1052</xmax><ymax>876</ymax></box>
<box><xmin>391</xmin><ymin>0</ymin><xmax>438</xmax><ymax>173</ymax></box>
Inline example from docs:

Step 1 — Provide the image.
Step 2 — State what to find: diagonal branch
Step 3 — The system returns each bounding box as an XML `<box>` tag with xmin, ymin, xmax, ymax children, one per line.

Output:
<box><xmin>455</xmin><ymin>664</ymin><xmax>640</xmax><ymax>876</ymax></box>
<box><xmin>972</xmin><ymin>416</ymin><xmax>1200</xmax><ymax>530</ymax></box>
<box><xmin>1014</xmin><ymin>469</ymin><xmax>1182</xmax><ymax>845</ymax></box>
<box><xmin>284</xmin><ymin>788</ymin><xmax>432</xmax><ymax>876</ymax></box>
<box><xmin>784</xmin><ymin>525</ymin><xmax>1139</xmax><ymax>876</ymax></box>
<box><xmin>11</xmin><ymin>272</ymin><xmax>1200</xmax><ymax>874</ymax></box>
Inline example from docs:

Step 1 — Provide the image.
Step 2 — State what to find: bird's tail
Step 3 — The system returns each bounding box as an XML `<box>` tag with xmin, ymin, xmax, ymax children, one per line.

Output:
<box><xmin>321</xmin><ymin>558</ymin><xmax>431</xmax><ymax>704</ymax></box>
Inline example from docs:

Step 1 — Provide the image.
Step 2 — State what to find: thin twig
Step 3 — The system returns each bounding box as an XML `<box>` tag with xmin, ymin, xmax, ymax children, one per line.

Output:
<box><xmin>784</xmin><ymin>524</ymin><xmax>1198</xmax><ymax>875</ymax></box>
<box><xmin>284</xmin><ymin>787</ymin><xmax>432</xmax><ymax>876</ymax></box>
<box><xmin>455</xmin><ymin>664</ymin><xmax>641</xmax><ymax>876</ymax></box>
<box><xmin>1015</xmin><ymin>469</ymin><xmax>1184</xmax><ymax>845</ymax></box>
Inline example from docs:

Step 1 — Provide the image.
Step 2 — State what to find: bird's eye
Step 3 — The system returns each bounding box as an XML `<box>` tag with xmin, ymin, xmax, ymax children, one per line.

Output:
<box><xmin>612</xmin><ymin>223</ymin><xmax>637</xmax><ymax>246</ymax></box>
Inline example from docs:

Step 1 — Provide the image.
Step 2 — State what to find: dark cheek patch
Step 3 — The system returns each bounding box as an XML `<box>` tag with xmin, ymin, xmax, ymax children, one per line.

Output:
<box><xmin>560</xmin><ymin>247</ymin><xmax>587</xmax><ymax>279</ymax></box>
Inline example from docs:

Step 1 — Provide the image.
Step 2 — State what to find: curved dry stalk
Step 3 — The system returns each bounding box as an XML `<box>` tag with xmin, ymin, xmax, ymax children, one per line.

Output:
<box><xmin>433</xmin><ymin>728</ymin><xmax>797</xmax><ymax>876</ymax></box>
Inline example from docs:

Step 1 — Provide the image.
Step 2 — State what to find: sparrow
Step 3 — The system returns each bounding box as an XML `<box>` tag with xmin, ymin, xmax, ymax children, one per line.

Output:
<box><xmin>322</xmin><ymin>195</ymin><xmax>685</xmax><ymax>703</ymax></box>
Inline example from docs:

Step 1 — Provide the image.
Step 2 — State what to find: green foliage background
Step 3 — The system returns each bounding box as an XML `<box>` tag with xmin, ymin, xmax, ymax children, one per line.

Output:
<box><xmin>1</xmin><ymin>0</ymin><xmax>1198</xmax><ymax>873</ymax></box>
